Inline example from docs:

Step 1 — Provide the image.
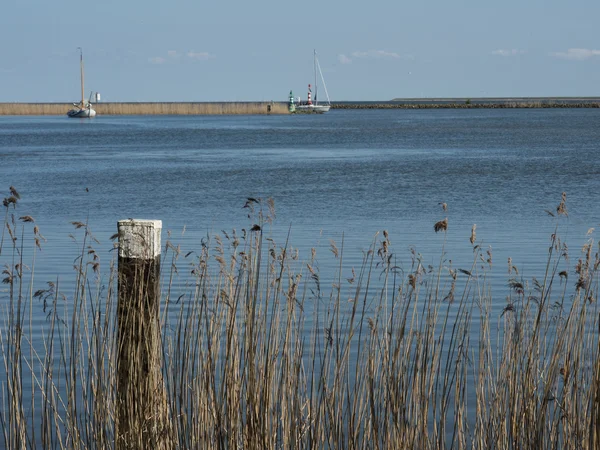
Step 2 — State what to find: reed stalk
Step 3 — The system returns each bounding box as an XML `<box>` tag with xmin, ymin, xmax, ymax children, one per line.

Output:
<box><xmin>1</xmin><ymin>189</ymin><xmax>599</xmax><ymax>449</ymax></box>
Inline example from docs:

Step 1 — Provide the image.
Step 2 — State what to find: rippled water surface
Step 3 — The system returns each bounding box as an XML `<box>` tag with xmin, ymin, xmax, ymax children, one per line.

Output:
<box><xmin>2</xmin><ymin>108</ymin><xmax>600</xmax><ymax>445</ymax></box>
<box><xmin>1</xmin><ymin>108</ymin><xmax>600</xmax><ymax>322</ymax></box>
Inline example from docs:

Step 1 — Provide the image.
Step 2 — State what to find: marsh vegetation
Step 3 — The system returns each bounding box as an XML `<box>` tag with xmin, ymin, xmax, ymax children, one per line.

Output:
<box><xmin>1</xmin><ymin>188</ymin><xmax>599</xmax><ymax>449</ymax></box>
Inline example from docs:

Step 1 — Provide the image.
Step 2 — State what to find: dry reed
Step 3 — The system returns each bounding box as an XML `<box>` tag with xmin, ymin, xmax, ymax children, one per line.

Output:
<box><xmin>0</xmin><ymin>188</ymin><xmax>599</xmax><ymax>449</ymax></box>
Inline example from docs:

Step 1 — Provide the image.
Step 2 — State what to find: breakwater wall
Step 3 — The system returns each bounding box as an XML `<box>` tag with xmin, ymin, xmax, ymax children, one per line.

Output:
<box><xmin>331</xmin><ymin>101</ymin><xmax>600</xmax><ymax>109</ymax></box>
<box><xmin>0</xmin><ymin>102</ymin><xmax>289</xmax><ymax>115</ymax></box>
<box><xmin>2</xmin><ymin>99</ymin><xmax>599</xmax><ymax>116</ymax></box>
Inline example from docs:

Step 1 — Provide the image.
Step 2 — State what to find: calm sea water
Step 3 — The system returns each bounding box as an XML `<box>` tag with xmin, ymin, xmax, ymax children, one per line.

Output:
<box><xmin>1</xmin><ymin>108</ymin><xmax>600</xmax><ymax>443</ymax></box>
<box><xmin>1</xmin><ymin>107</ymin><xmax>600</xmax><ymax>324</ymax></box>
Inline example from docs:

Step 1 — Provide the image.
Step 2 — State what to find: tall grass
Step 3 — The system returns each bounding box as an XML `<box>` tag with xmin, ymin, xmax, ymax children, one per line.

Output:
<box><xmin>1</xmin><ymin>188</ymin><xmax>599</xmax><ymax>449</ymax></box>
<box><xmin>0</xmin><ymin>102</ymin><xmax>288</xmax><ymax>116</ymax></box>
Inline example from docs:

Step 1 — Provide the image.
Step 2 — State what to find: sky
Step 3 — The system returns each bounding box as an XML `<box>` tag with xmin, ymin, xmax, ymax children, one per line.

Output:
<box><xmin>1</xmin><ymin>0</ymin><xmax>599</xmax><ymax>102</ymax></box>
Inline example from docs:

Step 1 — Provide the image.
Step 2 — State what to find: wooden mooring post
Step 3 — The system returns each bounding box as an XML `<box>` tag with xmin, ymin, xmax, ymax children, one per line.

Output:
<box><xmin>116</xmin><ymin>219</ymin><xmax>169</xmax><ymax>449</ymax></box>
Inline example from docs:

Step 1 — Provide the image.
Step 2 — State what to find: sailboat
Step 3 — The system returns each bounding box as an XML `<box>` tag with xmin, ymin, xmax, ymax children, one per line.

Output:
<box><xmin>67</xmin><ymin>47</ymin><xmax>96</xmax><ymax>118</ymax></box>
<box><xmin>296</xmin><ymin>50</ymin><xmax>331</xmax><ymax>113</ymax></box>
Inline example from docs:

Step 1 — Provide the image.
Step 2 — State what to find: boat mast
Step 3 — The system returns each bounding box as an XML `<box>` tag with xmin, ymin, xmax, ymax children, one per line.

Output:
<box><xmin>78</xmin><ymin>47</ymin><xmax>84</xmax><ymax>107</ymax></box>
<box><xmin>316</xmin><ymin>55</ymin><xmax>331</xmax><ymax>105</ymax></box>
<box><xmin>313</xmin><ymin>49</ymin><xmax>318</xmax><ymax>105</ymax></box>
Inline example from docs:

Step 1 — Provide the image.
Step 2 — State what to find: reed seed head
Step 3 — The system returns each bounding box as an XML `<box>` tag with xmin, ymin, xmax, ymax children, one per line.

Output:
<box><xmin>9</xmin><ymin>186</ymin><xmax>20</xmax><ymax>199</ymax></box>
<box><xmin>434</xmin><ymin>218</ymin><xmax>448</xmax><ymax>233</ymax></box>
<box><xmin>470</xmin><ymin>224</ymin><xmax>476</xmax><ymax>245</ymax></box>
<box><xmin>329</xmin><ymin>240</ymin><xmax>339</xmax><ymax>258</ymax></box>
<box><xmin>3</xmin><ymin>196</ymin><xmax>18</xmax><ymax>208</ymax></box>
<box><xmin>408</xmin><ymin>273</ymin><xmax>416</xmax><ymax>289</ymax></box>
<box><xmin>557</xmin><ymin>192</ymin><xmax>568</xmax><ymax>216</ymax></box>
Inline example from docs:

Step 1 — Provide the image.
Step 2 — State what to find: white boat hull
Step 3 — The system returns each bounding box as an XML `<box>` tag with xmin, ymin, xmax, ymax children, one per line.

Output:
<box><xmin>313</xmin><ymin>105</ymin><xmax>330</xmax><ymax>113</ymax></box>
<box><xmin>295</xmin><ymin>104</ymin><xmax>330</xmax><ymax>114</ymax></box>
<box><xmin>67</xmin><ymin>107</ymin><xmax>96</xmax><ymax>118</ymax></box>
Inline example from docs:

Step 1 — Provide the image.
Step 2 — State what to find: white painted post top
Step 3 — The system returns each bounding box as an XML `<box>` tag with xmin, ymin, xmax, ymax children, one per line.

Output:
<box><xmin>117</xmin><ymin>219</ymin><xmax>162</xmax><ymax>259</ymax></box>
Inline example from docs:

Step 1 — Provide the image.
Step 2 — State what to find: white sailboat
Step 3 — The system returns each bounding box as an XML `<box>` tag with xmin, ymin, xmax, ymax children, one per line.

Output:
<box><xmin>67</xmin><ymin>47</ymin><xmax>96</xmax><ymax>118</ymax></box>
<box><xmin>296</xmin><ymin>50</ymin><xmax>331</xmax><ymax>113</ymax></box>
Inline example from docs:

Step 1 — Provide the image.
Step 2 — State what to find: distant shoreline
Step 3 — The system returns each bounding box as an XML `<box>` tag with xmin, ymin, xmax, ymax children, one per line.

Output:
<box><xmin>332</xmin><ymin>101</ymin><xmax>600</xmax><ymax>109</ymax></box>
<box><xmin>333</xmin><ymin>97</ymin><xmax>600</xmax><ymax>109</ymax></box>
<box><xmin>390</xmin><ymin>96</ymin><xmax>600</xmax><ymax>103</ymax></box>
<box><xmin>0</xmin><ymin>98</ymin><xmax>598</xmax><ymax>115</ymax></box>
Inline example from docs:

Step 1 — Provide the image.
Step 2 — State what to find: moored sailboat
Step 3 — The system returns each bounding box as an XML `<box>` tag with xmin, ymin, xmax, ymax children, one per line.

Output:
<box><xmin>295</xmin><ymin>50</ymin><xmax>331</xmax><ymax>113</ymax></box>
<box><xmin>67</xmin><ymin>48</ymin><xmax>96</xmax><ymax>118</ymax></box>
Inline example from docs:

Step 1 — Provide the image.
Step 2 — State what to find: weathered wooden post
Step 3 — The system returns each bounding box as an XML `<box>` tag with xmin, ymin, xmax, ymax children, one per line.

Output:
<box><xmin>116</xmin><ymin>219</ymin><xmax>169</xmax><ymax>449</ymax></box>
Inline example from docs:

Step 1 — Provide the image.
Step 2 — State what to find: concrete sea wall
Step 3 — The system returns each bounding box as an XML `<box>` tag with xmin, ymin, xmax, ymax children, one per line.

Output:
<box><xmin>0</xmin><ymin>102</ymin><xmax>289</xmax><ymax>115</ymax></box>
<box><xmin>1</xmin><ymin>99</ymin><xmax>599</xmax><ymax>115</ymax></box>
<box><xmin>331</xmin><ymin>101</ymin><xmax>600</xmax><ymax>109</ymax></box>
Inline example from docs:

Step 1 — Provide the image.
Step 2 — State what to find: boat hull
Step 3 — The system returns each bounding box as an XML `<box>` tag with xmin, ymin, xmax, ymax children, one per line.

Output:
<box><xmin>313</xmin><ymin>105</ymin><xmax>330</xmax><ymax>113</ymax></box>
<box><xmin>295</xmin><ymin>104</ymin><xmax>330</xmax><ymax>114</ymax></box>
<box><xmin>67</xmin><ymin>107</ymin><xmax>96</xmax><ymax>118</ymax></box>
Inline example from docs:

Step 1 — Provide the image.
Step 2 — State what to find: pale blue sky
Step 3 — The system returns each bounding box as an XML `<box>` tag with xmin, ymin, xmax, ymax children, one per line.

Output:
<box><xmin>1</xmin><ymin>0</ymin><xmax>599</xmax><ymax>102</ymax></box>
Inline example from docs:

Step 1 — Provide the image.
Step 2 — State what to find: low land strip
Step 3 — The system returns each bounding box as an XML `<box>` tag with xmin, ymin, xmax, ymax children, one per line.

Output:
<box><xmin>0</xmin><ymin>98</ymin><xmax>598</xmax><ymax>115</ymax></box>
<box><xmin>334</xmin><ymin>97</ymin><xmax>600</xmax><ymax>109</ymax></box>
<box><xmin>0</xmin><ymin>102</ymin><xmax>288</xmax><ymax>115</ymax></box>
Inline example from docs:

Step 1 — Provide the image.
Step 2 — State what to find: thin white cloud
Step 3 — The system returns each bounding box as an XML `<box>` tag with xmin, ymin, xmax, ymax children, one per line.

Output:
<box><xmin>187</xmin><ymin>51</ymin><xmax>214</xmax><ymax>61</ymax></box>
<box><xmin>149</xmin><ymin>50</ymin><xmax>214</xmax><ymax>64</ymax></box>
<box><xmin>340</xmin><ymin>50</ymin><xmax>409</xmax><ymax>64</ymax></box>
<box><xmin>352</xmin><ymin>50</ymin><xmax>402</xmax><ymax>59</ymax></box>
<box><xmin>338</xmin><ymin>54</ymin><xmax>352</xmax><ymax>64</ymax></box>
<box><xmin>491</xmin><ymin>49</ymin><xmax>526</xmax><ymax>57</ymax></box>
<box><xmin>550</xmin><ymin>48</ymin><xmax>600</xmax><ymax>61</ymax></box>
